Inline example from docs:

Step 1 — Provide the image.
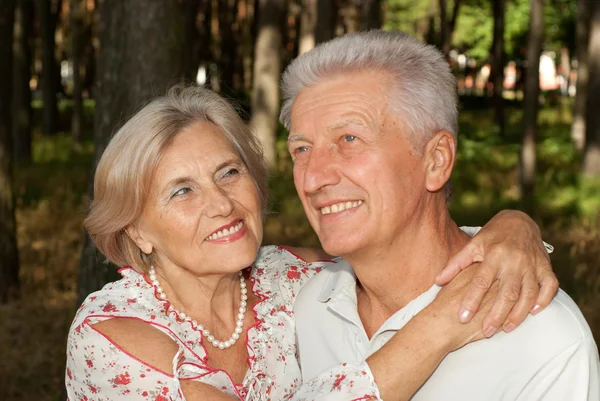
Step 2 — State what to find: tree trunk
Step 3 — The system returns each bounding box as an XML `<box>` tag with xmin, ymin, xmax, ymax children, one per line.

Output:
<box><xmin>250</xmin><ymin>0</ymin><xmax>285</xmax><ymax>168</ymax></box>
<box><xmin>583</xmin><ymin>0</ymin><xmax>600</xmax><ymax>175</ymax></box>
<box><xmin>343</xmin><ymin>1</ymin><xmax>360</xmax><ymax>33</ymax></box>
<box><xmin>438</xmin><ymin>0</ymin><xmax>460</xmax><ymax>58</ymax></box>
<box><xmin>12</xmin><ymin>0</ymin><xmax>33</xmax><ymax>163</ymax></box>
<box><xmin>438</xmin><ymin>0</ymin><xmax>448</xmax><ymax>54</ymax></box>
<box><xmin>218</xmin><ymin>0</ymin><xmax>240</xmax><ymax>94</ymax></box>
<box><xmin>491</xmin><ymin>0</ymin><xmax>505</xmax><ymax>135</ymax></box>
<box><xmin>572</xmin><ymin>0</ymin><xmax>592</xmax><ymax>151</ymax></box>
<box><xmin>182</xmin><ymin>0</ymin><xmax>201</xmax><ymax>82</ymax></box>
<box><xmin>299</xmin><ymin>0</ymin><xmax>316</xmax><ymax>55</ymax></box>
<box><xmin>36</xmin><ymin>0</ymin><xmax>61</xmax><ymax>135</ymax></box>
<box><xmin>77</xmin><ymin>0</ymin><xmax>186</xmax><ymax>306</ymax></box>
<box><xmin>71</xmin><ymin>0</ymin><xmax>85</xmax><ymax>143</ymax></box>
<box><xmin>360</xmin><ymin>0</ymin><xmax>382</xmax><ymax>31</ymax></box>
<box><xmin>520</xmin><ymin>0</ymin><xmax>543</xmax><ymax>213</ymax></box>
<box><xmin>315</xmin><ymin>0</ymin><xmax>336</xmax><ymax>44</ymax></box>
<box><xmin>0</xmin><ymin>0</ymin><xmax>20</xmax><ymax>303</ymax></box>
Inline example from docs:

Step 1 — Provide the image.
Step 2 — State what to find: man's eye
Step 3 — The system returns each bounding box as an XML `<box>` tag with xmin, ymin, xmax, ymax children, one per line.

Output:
<box><xmin>294</xmin><ymin>146</ymin><xmax>309</xmax><ymax>154</ymax></box>
<box><xmin>344</xmin><ymin>135</ymin><xmax>357</xmax><ymax>142</ymax></box>
<box><xmin>172</xmin><ymin>187</ymin><xmax>190</xmax><ymax>197</ymax></box>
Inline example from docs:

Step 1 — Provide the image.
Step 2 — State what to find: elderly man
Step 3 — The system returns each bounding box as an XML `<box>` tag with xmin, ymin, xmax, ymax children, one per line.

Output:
<box><xmin>281</xmin><ymin>31</ymin><xmax>600</xmax><ymax>400</ymax></box>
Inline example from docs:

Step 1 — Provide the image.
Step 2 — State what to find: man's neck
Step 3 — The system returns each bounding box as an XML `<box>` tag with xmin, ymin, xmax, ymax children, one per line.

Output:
<box><xmin>347</xmin><ymin>208</ymin><xmax>471</xmax><ymax>338</ymax></box>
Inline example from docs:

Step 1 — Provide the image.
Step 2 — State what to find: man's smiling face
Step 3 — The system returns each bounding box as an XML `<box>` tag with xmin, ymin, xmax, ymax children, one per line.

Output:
<box><xmin>288</xmin><ymin>70</ymin><xmax>429</xmax><ymax>258</ymax></box>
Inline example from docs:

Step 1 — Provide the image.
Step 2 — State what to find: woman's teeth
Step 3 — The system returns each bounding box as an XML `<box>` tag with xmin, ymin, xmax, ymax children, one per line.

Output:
<box><xmin>206</xmin><ymin>221</ymin><xmax>243</xmax><ymax>241</ymax></box>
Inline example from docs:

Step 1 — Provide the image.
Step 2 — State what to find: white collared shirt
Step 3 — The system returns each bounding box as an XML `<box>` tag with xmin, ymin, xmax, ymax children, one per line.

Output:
<box><xmin>294</xmin><ymin>253</ymin><xmax>599</xmax><ymax>400</ymax></box>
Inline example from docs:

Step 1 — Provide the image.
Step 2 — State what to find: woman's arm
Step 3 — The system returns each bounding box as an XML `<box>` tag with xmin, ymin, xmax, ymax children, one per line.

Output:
<box><xmin>292</xmin><ymin>209</ymin><xmax>558</xmax><ymax>335</ymax></box>
<box><xmin>285</xmin><ymin>265</ymin><xmax>497</xmax><ymax>401</ymax></box>
<box><xmin>367</xmin><ymin>265</ymin><xmax>498</xmax><ymax>400</ymax></box>
<box><xmin>93</xmin><ymin>318</ymin><xmax>239</xmax><ymax>400</ymax></box>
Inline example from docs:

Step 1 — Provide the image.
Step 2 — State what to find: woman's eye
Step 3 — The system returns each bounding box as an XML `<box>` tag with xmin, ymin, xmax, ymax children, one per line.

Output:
<box><xmin>223</xmin><ymin>168</ymin><xmax>240</xmax><ymax>178</ymax></box>
<box><xmin>344</xmin><ymin>135</ymin><xmax>357</xmax><ymax>142</ymax></box>
<box><xmin>172</xmin><ymin>187</ymin><xmax>190</xmax><ymax>197</ymax></box>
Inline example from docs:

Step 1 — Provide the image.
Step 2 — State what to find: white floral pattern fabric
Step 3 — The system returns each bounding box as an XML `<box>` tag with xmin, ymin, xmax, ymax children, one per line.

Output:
<box><xmin>66</xmin><ymin>245</ymin><xmax>381</xmax><ymax>400</ymax></box>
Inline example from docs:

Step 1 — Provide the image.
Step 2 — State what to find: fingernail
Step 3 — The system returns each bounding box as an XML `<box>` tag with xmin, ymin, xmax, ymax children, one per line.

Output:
<box><xmin>459</xmin><ymin>308</ymin><xmax>471</xmax><ymax>323</ymax></box>
<box><xmin>531</xmin><ymin>304</ymin><xmax>541</xmax><ymax>315</ymax></box>
<box><xmin>484</xmin><ymin>325</ymin><xmax>497</xmax><ymax>337</ymax></box>
<box><xmin>504</xmin><ymin>322</ymin><xmax>516</xmax><ymax>333</ymax></box>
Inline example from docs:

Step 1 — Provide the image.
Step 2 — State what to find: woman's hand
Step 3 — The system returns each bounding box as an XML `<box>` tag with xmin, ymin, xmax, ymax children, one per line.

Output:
<box><xmin>435</xmin><ymin>210</ymin><xmax>558</xmax><ymax>337</ymax></box>
<box><xmin>424</xmin><ymin>264</ymin><xmax>500</xmax><ymax>352</ymax></box>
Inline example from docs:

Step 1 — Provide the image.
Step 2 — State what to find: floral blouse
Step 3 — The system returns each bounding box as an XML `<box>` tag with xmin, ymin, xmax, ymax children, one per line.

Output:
<box><xmin>66</xmin><ymin>245</ymin><xmax>381</xmax><ymax>400</ymax></box>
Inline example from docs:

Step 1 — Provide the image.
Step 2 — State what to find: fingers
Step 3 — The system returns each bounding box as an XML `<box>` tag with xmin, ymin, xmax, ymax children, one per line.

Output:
<box><xmin>481</xmin><ymin>270</ymin><xmax>522</xmax><ymax>337</ymax></box>
<box><xmin>501</xmin><ymin>272</ymin><xmax>539</xmax><ymax>333</ymax></box>
<box><xmin>457</xmin><ymin>265</ymin><xmax>495</xmax><ymax>324</ymax></box>
<box><xmin>436</xmin><ymin>241</ymin><xmax>485</xmax><ymax>285</ymax></box>
<box><xmin>532</xmin><ymin>270</ymin><xmax>559</xmax><ymax>314</ymax></box>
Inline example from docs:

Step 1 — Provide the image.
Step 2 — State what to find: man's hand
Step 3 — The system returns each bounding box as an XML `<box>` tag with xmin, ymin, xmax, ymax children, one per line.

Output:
<box><xmin>435</xmin><ymin>210</ymin><xmax>558</xmax><ymax>337</ymax></box>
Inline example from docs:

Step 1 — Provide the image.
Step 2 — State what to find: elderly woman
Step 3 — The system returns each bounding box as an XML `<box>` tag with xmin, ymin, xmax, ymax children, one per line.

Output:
<box><xmin>66</xmin><ymin>86</ymin><xmax>556</xmax><ymax>400</ymax></box>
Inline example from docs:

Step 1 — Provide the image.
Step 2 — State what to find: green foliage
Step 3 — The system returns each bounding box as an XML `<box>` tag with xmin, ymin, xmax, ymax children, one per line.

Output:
<box><xmin>384</xmin><ymin>0</ymin><xmax>578</xmax><ymax>61</ymax></box>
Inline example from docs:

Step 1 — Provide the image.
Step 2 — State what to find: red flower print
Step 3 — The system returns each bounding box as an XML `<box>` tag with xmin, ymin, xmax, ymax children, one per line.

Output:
<box><xmin>66</xmin><ymin>368</ymin><xmax>72</xmax><ymax>380</ymax></box>
<box><xmin>287</xmin><ymin>269</ymin><xmax>301</xmax><ymax>280</ymax></box>
<box><xmin>102</xmin><ymin>302</ymin><xmax>118</xmax><ymax>313</ymax></box>
<box><xmin>315</xmin><ymin>267</ymin><xmax>323</xmax><ymax>273</ymax></box>
<box><xmin>88</xmin><ymin>384</ymin><xmax>98</xmax><ymax>394</ymax></box>
<box><xmin>162</xmin><ymin>386</ymin><xmax>169</xmax><ymax>395</ymax></box>
<box><xmin>85</xmin><ymin>359</ymin><xmax>93</xmax><ymax>368</ymax></box>
<box><xmin>155</xmin><ymin>395</ymin><xmax>167</xmax><ymax>401</ymax></box>
<box><xmin>332</xmin><ymin>374</ymin><xmax>347</xmax><ymax>390</ymax></box>
<box><xmin>142</xmin><ymin>391</ymin><xmax>148</xmax><ymax>397</ymax></box>
<box><xmin>126</xmin><ymin>298</ymin><xmax>137</xmax><ymax>304</ymax></box>
<box><xmin>113</xmin><ymin>372</ymin><xmax>131</xmax><ymax>386</ymax></box>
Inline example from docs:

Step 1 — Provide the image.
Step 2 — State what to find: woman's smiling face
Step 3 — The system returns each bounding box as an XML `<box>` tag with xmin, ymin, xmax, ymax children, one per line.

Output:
<box><xmin>128</xmin><ymin>121</ymin><xmax>263</xmax><ymax>276</ymax></box>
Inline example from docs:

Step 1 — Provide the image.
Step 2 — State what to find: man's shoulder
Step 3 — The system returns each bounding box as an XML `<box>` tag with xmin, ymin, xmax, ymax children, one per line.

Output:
<box><xmin>461</xmin><ymin>288</ymin><xmax>596</xmax><ymax>365</ymax></box>
<box><xmin>527</xmin><ymin>289</ymin><xmax>594</xmax><ymax>346</ymax></box>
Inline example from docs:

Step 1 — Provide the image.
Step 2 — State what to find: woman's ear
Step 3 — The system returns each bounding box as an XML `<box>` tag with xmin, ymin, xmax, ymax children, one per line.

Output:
<box><xmin>424</xmin><ymin>130</ymin><xmax>456</xmax><ymax>193</ymax></box>
<box><xmin>125</xmin><ymin>225</ymin><xmax>153</xmax><ymax>255</ymax></box>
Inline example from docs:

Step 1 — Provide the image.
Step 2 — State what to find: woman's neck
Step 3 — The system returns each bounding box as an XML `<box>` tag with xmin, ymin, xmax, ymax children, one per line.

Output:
<box><xmin>151</xmin><ymin>263</ymin><xmax>244</xmax><ymax>335</ymax></box>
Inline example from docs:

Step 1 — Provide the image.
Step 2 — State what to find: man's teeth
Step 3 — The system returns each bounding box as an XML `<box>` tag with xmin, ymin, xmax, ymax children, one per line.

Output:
<box><xmin>206</xmin><ymin>221</ymin><xmax>243</xmax><ymax>241</ymax></box>
<box><xmin>320</xmin><ymin>200</ymin><xmax>363</xmax><ymax>215</ymax></box>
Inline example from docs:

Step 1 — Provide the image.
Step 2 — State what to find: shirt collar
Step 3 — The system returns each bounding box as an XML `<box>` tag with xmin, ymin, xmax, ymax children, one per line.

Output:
<box><xmin>318</xmin><ymin>258</ymin><xmax>356</xmax><ymax>303</ymax></box>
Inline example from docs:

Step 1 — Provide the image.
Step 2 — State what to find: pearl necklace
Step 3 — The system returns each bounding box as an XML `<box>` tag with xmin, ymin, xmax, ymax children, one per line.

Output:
<box><xmin>148</xmin><ymin>265</ymin><xmax>248</xmax><ymax>350</ymax></box>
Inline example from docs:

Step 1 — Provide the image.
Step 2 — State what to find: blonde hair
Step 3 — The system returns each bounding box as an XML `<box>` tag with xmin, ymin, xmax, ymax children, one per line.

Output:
<box><xmin>85</xmin><ymin>85</ymin><xmax>268</xmax><ymax>271</ymax></box>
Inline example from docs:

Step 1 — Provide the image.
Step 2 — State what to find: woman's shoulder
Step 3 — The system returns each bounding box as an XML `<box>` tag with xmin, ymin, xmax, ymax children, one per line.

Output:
<box><xmin>70</xmin><ymin>267</ymin><xmax>155</xmax><ymax>327</ymax></box>
<box><xmin>251</xmin><ymin>245</ymin><xmax>341</xmax><ymax>305</ymax></box>
<box><xmin>254</xmin><ymin>245</ymin><xmax>336</xmax><ymax>269</ymax></box>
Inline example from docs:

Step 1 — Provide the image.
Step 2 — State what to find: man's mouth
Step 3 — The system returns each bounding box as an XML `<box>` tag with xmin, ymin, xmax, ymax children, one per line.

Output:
<box><xmin>319</xmin><ymin>200</ymin><xmax>363</xmax><ymax>215</ymax></box>
<box><xmin>205</xmin><ymin>220</ymin><xmax>244</xmax><ymax>241</ymax></box>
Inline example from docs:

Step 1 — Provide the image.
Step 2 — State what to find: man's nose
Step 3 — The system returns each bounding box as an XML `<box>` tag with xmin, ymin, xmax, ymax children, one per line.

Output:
<box><xmin>302</xmin><ymin>146</ymin><xmax>340</xmax><ymax>193</ymax></box>
<box><xmin>204</xmin><ymin>185</ymin><xmax>234</xmax><ymax>218</ymax></box>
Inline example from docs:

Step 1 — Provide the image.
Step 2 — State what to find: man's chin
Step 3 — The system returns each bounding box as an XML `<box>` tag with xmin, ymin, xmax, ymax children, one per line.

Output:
<box><xmin>319</xmin><ymin>238</ymin><xmax>361</xmax><ymax>259</ymax></box>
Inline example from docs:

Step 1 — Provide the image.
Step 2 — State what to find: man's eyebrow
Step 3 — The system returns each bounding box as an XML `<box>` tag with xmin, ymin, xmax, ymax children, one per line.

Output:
<box><xmin>287</xmin><ymin>134</ymin><xmax>307</xmax><ymax>144</ymax></box>
<box><xmin>326</xmin><ymin>118</ymin><xmax>365</xmax><ymax>132</ymax></box>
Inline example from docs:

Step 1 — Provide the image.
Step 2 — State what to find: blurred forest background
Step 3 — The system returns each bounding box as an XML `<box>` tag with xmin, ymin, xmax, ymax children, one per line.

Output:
<box><xmin>0</xmin><ymin>0</ymin><xmax>599</xmax><ymax>399</ymax></box>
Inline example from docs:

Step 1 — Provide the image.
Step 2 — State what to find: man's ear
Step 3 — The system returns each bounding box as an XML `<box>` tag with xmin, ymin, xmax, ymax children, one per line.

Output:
<box><xmin>125</xmin><ymin>225</ymin><xmax>153</xmax><ymax>255</ymax></box>
<box><xmin>424</xmin><ymin>130</ymin><xmax>456</xmax><ymax>193</ymax></box>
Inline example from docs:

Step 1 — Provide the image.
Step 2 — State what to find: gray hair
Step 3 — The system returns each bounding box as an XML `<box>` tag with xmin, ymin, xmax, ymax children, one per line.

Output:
<box><xmin>85</xmin><ymin>85</ymin><xmax>268</xmax><ymax>271</ymax></box>
<box><xmin>279</xmin><ymin>30</ymin><xmax>458</xmax><ymax>150</ymax></box>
